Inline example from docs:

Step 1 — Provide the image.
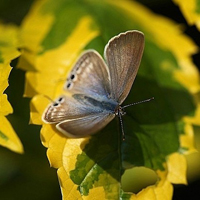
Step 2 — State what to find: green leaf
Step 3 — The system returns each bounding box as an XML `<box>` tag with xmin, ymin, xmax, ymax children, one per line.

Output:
<box><xmin>18</xmin><ymin>0</ymin><xmax>199</xmax><ymax>199</ymax></box>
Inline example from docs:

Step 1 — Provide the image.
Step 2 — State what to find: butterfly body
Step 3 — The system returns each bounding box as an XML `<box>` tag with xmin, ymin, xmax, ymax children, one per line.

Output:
<box><xmin>42</xmin><ymin>30</ymin><xmax>145</xmax><ymax>137</ymax></box>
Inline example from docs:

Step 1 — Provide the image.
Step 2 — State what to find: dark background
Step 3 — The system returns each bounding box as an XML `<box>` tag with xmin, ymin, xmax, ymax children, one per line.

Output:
<box><xmin>0</xmin><ymin>0</ymin><xmax>199</xmax><ymax>199</ymax></box>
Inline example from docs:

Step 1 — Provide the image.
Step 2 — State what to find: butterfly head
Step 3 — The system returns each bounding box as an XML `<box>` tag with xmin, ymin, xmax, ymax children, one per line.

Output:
<box><xmin>114</xmin><ymin>105</ymin><xmax>126</xmax><ymax>117</ymax></box>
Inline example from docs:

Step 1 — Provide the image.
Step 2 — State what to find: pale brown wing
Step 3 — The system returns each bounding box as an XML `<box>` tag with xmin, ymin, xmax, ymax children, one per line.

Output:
<box><xmin>64</xmin><ymin>50</ymin><xmax>111</xmax><ymax>102</ymax></box>
<box><xmin>56</xmin><ymin>113</ymin><xmax>115</xmax><ymax>137</ymax></box>
<box><xmin>42</xmin><ymin>94</ymin><xmax>116</xmax><ymax>137</ymax></box>
<box><xmin>42</xmin><ymin>95</ymin><xmax>104</xmax><ymax>124</ymax></box>
<box><xmin>104</xmin><ymin>30</ymin><xmax>144</xmax><ymax>104</ymax></box>
<box><xmin>42</xmin><ymin>95</ymin><xmax>115</xmax><ymax>136</ymax></box>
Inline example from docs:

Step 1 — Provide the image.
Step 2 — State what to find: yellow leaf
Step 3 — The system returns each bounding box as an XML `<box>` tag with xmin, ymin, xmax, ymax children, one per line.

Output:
<box><xmin>0</xmin><ymin>63</ymin><xmax>13</xmax><ymax>115</ymax></box>
<box><xmin>0</xmin><ymin>115</ymin><xmax>23</xmax><ymax>153</ymax></box>
<box><xmin>130</xmin><ymin>176</ymin><xmax>173</xmax><ymax>200</ymax></box>
<box><xmin>0</xmin><ymin>94</ymin><xmax>13</xmax><ymax>116</ymax></box>
<box><xmin>123</xmin><ymin>157</ymin><xmax>185</xmax><ymax>200</ymax></box>
<box><xmin>167</xmin><ymin>153</ymin><xmax>187</xmax><ymax>184</ymax></box>
<box><xmin>121</xmin><ymin>167</ymin><xmax>158</xmax><ymax>193</ymax></box>
<box><xmin>23</xmin><ymin>16</ymin><xmax>99</xmax><ymax>98</ymax></box>
<box><xmin>30</xmin><ymin>95</ymin><xmax>49</xmax><ymax>125</ymax></box>
<box><xmin>58</xmin><ymin>167</ymin><xmax>82</xmax><ymax>200</ymax></box>
<box><xmin>19</xmin><ymin>0</ymin><xmax>200</xmax><ymax>199</ymax></box>
<box><xmin>0</xmin><ymin>24</ymin><xmax>19</xmax><ymax>50</ymax></box>
<box><xmin>180</xmin><ymin>123</ymin><xmax>197</xmax><ymax>153</ymax></box>
<box><xmin>83</xmin><ymin>186</ymin><xmax>106</xmax><ymax>200</ymax></box>
<box><xmin>0</xmin><ymin>23</ymin><xmax>23</xmax><ymax>153</ymax></box>
<box><xmin>18</xmin><ymin>0</ymin><xmax>54</xmax><ymax>71</ymax></box>
<box><xmin>173</xmin><ymin>0</ymin><xmax>200</xmax><ymax>30</ymax></box>
<box><xmin>0</xmin><ymin>63</ymin><xmax>12</xmax><ymax>94</ymax></box>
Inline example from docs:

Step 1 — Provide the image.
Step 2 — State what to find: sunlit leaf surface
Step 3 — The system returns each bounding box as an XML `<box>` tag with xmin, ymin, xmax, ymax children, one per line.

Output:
<box><xmin>173</xmin><ymin>0</ymin><xmax>200</xmax><ymax>31</ymax></box>
<box><xmin>0</xmin><ymin>24</ymin><xmax>23</xmax><ymax>153</ymax></box>
<box><xmin>19</xmin><ymin>0</ymin><xmax>200</xmax><ymax>199</ymax></box>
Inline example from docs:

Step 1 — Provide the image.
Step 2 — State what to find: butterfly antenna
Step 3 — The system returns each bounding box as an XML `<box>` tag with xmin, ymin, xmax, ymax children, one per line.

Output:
<box><xmin>122</xmin><ymin>97</ymin><xmax>154</xmax><ymax>109</ymax></box>
<box><xmin>118</xmin><ymin>109</ymin><xmax>126</xmax><ymax>141</ymax></box>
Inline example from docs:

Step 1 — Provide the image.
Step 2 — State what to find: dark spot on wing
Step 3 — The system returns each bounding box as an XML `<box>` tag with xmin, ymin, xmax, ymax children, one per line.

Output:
<box><xmin>66</xmin><ymin>83</ymin><xmax>71</xmax><ymax>88</ymax></box>
<box><xmin>70</xmin><ymin>74</ymin><xmax>75</xmax><ymax>80</ymax></box>
<box><xmin>58</xmin><ymin>97</ymin><xmax>63</xmax><ymax>102</ymax></box>
<box><xmin>53</xmin><ymin>103</ymin><xmax>59</xmax><ymax>107</ymax></box>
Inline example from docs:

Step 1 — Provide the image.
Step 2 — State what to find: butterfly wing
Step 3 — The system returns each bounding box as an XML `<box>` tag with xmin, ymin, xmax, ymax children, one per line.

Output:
<box><xmin>104</xmin><ymin>30</ymin><xmax>144</xmax><ymax>104</ymax></box>
<box><xmin>42</xmin><ymin>96</ymin><xmax>92</xmax><ymax>123</ymax></box>
<box><xmin>64</xmin><ymin>50</ymin><xmax>111</xmax><ymax>101</ymax></box>
<box><xmin>42</xmin><ymin>95</ymin><xmax>115</xmax><ymax>137</ymax></box>
<box><xmin>42</xmin><ymin>50</ymin><xmax>118</xmax><ymax>136</ymax></box>
<box><xmin>56</xmin><ymin>113</ymin><xmax>115</xmax><ymax>137</ymax></box>
<box><xmin>42</xmin><ymin>30</ymin><xmax>144</xmax><ymax>137</ymax></box>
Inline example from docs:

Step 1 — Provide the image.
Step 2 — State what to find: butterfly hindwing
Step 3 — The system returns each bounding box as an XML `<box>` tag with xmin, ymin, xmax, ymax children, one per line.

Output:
<box><xmin>42</xmin><ymin>95</ymin><xmax>107</xmax><ymax>123</ymax></box>
<box><xmin>56</xmin><ymin>113</ymin><xmax>115</xmax><ymax>137</ymax></box>
<box><xmin>42</xmin><ymin>95</ymin><xmax>115</xmax><ymax>136</ymax></box>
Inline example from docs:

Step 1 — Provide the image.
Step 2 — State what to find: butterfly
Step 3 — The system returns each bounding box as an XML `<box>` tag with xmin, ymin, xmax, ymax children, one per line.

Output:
<box><xmin>42</xmin><ymin>30</ymin><xmax>145</xmax><ymax>138</ymax></box>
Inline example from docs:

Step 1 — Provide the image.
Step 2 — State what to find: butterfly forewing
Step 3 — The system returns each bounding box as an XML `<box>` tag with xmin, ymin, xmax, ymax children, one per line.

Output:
<box><xmin>104</xmin><ymin>30</ymin><xmax>144</xmax><ymax>104</ymax></box>
<box><xmin>64</xmin><ymin>50</ymin><xmax>111</xmax><ymax>101</ymax></box>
